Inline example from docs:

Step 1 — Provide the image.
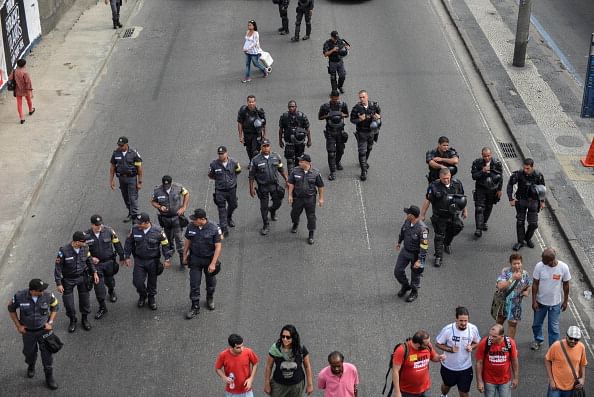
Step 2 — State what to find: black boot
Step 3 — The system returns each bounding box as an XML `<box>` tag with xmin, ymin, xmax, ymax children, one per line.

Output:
<box><xmin>81</xmin><ymin>315</ymin><xmax>92</xmax><ymax>331</ymax></box>
<box><xmin>112</xmin><ymin>19</ymin><xmax>118</xmax><ymax>29</ymax></box>
<box><xmin>45</xmin><ymin>369</ymin><xmax>58</xmax><ymax>390</ymax></box>
<box><xmin>95</xmin><ymin>302</ymin><xmax>107</xmax><ymax>320</ymax></box>
<box><xmin>302</xmin><ymin>24</ymin><xmax>311</xmax><ymax>40</ymax></box>
<box><xmin>108</xmin><ymin>289</ymin><xmax>117</xmax><ymax>303</ymax></box>
<box><xmin>525</xmin><ymin>224</ymin><xmax>538</xmax><ymax>248</ymax></box>
<box><xmin>148</xmin><ymin>296</ymin><xmax>157</xmax><ymax>310</ymax></box>
<box><xmin>291</xmin><ymin>34</ymin><xmax>300</xmax><ymax>42</ymax></box>
<box><xmin>179</xmin><ymin>252</ymin><xmax>185</xmax><ymax>270</ymax></box>
<box><xmin>137</xmin><ymin>295</ymin><xmax>146</xmax><ymax>308</ymax></box>
<box><xmin>406</xmin><ymin>288</ymin><xmax>418</xmax><ymax>302</ymax></box>
<box><xmin>269</xmin><ymin>208</ymin><xmax>278</xmax><ymax>221</ymax></box>
<box><xmin>307</xmin><ymin>231</ymin><xmax>314</xmax><ymax>245</ymax></box>
<box><xmin>27</xmin><ymin>363</ymin><xmax>35</xmax><ymax>378</ymax></box>
<box><xmin>186</xmin><ymin>304</ymin><xmax>200</xmax><ymax>319</ymax></box>
<box><xmin>291</xmin><ymin>223</ymin><xmax>298</xmax><ymax>233</ymax></box>
<box><xmin>397</xmin><ymin>284</ymin><xmax>411</xmax><ymax>298</ymax></box>
<box><xmin>206</xmin><ymin>297</ymin><xmax>215</xmax><ymax>311</ymax></box>
<box><xmin>68</xmin><ymin>317</ymin><xmax>77</xmax><ymax>333</ymax></box>
<box><xmin>117</xmin><ymin>19</ymin><xmax>123</xmax><ymax>28</ymax></box>
<box><xmin>513</xmin><ymin>222</ymin><xmax>526</xmax><ymax>251</ymax></box>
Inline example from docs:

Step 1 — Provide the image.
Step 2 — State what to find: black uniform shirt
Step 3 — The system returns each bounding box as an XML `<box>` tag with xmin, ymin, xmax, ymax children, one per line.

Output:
<box><xmin>124</xmin><ymin>225</ymin><xmax>172</xmax><ymax>260</ymax></box>
<box><xmin>426</xmin><ymin>148</ymin><xmax>459</xmax><ymax>181</ymax></box>
<box><xmin>237</xmin><ymin>106</ymin><xmax>266</xmax><ymax>134</ymax></box>
<box><xmin>350</xmin><ymin>102</ymin><xmax>381</xmax><ymax>132</ymax></box>
<box><xmin>54</xmin><ymin>244</ymin><xmax>95</xmax><ymax>285</ymax></box>
<box><xmin>288</xmin><ymin>167</ymin><xmax>324</xmax><ymax>197</ymax></box>
<box><xmin>296</xmin><ymin>0</ymin><xmax>314</xmax><ymax>10</ymax></box>
<box><xmin>319</xmin><ymin>101</ymin><xmax>349</xmax><ymax>130</ymax></box>
<box><xmin>152</xmin><ymin>183</ymin><xmax>189</xmax><ymax>216</ymax></box>
<box><xmin>426</xmin><ymin>179</ymin><xmax>465</xmax><ymax>215</ymax></box>
<box><xmin>506</xmin><ymin>170</ymin><xmax>545</xmax><ymax>201</ymax></box>
<box><xmin>398</xmin><ymin>220</ymin><xmax>429</xmax><ymax>261</ymax></box>
<box><xmin>209</xmin><ymin>158</ymin><xmax>241</xmax><ymax>190</ymax></box>
<box><xmin>323</xmin><ymin>39</ymin><xmax>345</xmax><ymax>63</ymax></box>
<box><xmin>471</xmin><ymin>157</ymin><xmax>504</xmax><ymax>191</ymax></box>
<box><xmin>249</xmin><ymin>152</ymin><xmax>284</xmax><ymax>185</ymax></box>
<box><xmin>110</xmin><ymin>149</ymin><xmax>142</xmax><ymax>176</ymax></box>
<box><xmin>8</xmin><ymin>290</ymin><xmax>59</xmax><ymax>330</ymax></box>
<box><xmin>185</xmin><ymin>221</ymin><xmax>222</xmax><ymax>258</ymax></box>
<box><xmin>85</xmin><ymin>226</ymin><xmax>125</xmax><ymax>262</ymax></box>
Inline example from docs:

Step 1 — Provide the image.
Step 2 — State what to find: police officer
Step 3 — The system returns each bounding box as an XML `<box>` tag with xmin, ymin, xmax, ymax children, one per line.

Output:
<box><xmin>209</xmin><ymin>146</ymin><xmax>241</xmax><ymax>237</ymax></box>
<box><xmin>238</xmin><ymin>95</ymin><xmax>266</xmax><ymax>162</ymax></box>
<box><xmin>318</xmin><ymin>90</ymin><xmax>349</xmax><ymax>180</ymax></box>
<box><xmin>323</xmin><ymin>31</ymin><xmax>350</xmax><ymax>93</ymax></box>
<box><xmin>8</xmin><ymin>279</ymin><xmax>59</xmax><ymax>389</ymax></box>
<box><xmin>279</xmin><ymin>100</ymin><xmax>312</xmax><ymax>176</ymax></box>
<box><xmin>288</xmin><ymin>154</ymin><xmax>325</xmax><ymax>245</ymax></box>
<box><xmin>104</xmin><ymin>0</ymin><xmax>123</xmax><ymax>29</ymax></box>
<box><xmin>85</xmin><ymin>215</ymin><xmax>125</xmax><ymax>320</ymax></box>
<box><xmin>394</xmin><ymin>206</ymin><xmax>429</xmax><ymax>303</ymax></box>
<box><xmin>350</xmin><ymin>90</ymin><xmax>381</xmax><ymax>181</ymax></box>
<box><xmin>420</xmin><ymin>168</ymin><xmax>467</xmax><ymax>267</ymax></box>
<box><xmin>183</xmin><ymin>209</ymin><xmax>222</xmax><ymax>319</ymax></box>
<box><xmin>249</xmin><ymin>139</ymin><xmax>288</xmax><ymax>235</ymax></box>
<box><xmin>124</xmin><ymin>213</ymin><xmax>172</xmax><ymax>310</ymax></box>
<box><xmin>55</xmin><ymin>231</ymin><xmax>99</xmax><ymax>333</ymax></box>
<box><xmin>276</xmin><ymin>0</ymin><xmax>290</xmax><ymax>35</ymax></box>
<box><xmin>471</xmin><ymin>147</ymin><xmax>503</xmax><ymax>238</ymax></box>
<box><xmin>109</xmin><ymin>136</ymin><xmax>144</xmax><ymax>223</ymax></box>
<box><xmin>150</xmin><ymin>175</ymin><xmax>190</xmax><ymax>268</ymax></box>
<box><xmin>426</xmin><ymin>136</ymin><xmax>459</xmax><ymax>183</ymax></box>
<box><xmin>291</xmin><ymin>0</ymin><xmax>314</xmax><ymax>42</ymax></box>
<box><xmin>506</xmin><ymin>158</ymin><xmax>546</xmax><ymax>251</ymax></box>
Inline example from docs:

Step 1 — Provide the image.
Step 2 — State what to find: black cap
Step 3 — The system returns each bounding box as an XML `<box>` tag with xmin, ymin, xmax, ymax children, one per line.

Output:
<box><xmin>117</xmin><ymin>136</ymin><xmax>128</xmax><ymax>145</ymax></box>
<box><xmin>162</xmin><ymin>175</ymin><xmax>172</xmax><ymax>186</ymax></box>
<box><xmin>217</xmin><ymin>146</ymin><xmax>227</xmax><ymax>154</ymax></box>
<box><xmin>136</xmin><ymin>213</ymin><xmax>150</xmax><ymax>223</ymax></box>
<box><xmin>403</xmin><ymin>206</ymin><xmax>420</xmax><ymax>217</ymax></box>
<box><xmin>261</xmin><ymin>139</ymin><xmax>271</xmax><ymax>146</ymax></box>
<box><xmin>298</xmin><ymin>154</ymin><xmax>311</xmax><ymax>162</ymax></box>
<box><xmin>189</xmin><ymin>208</ymin><xmax>207</xmax><ymax>220</ymax></box>
<box><xmin>72</xmin><ymin>231</ymin><xmax>87</xmax><ymax>242</ymax></box>
<box><xmin>90</xmin><ymin>214</ymin><xmax>102</xmax><ymax>225</ymax></box>
<box><xmin>331</xmin><ymin>30</ymin><xmax>339</xmax><ymax>38</ymax></box>
<box><xmin>330</xmin><ymin>90</ymin><xmax>340</xmax><ymax>97</ymax></box>
<box><xmin>29</xmin><ymin>278</ymin><xmax>49</xmax><ymax>291</ymax></box>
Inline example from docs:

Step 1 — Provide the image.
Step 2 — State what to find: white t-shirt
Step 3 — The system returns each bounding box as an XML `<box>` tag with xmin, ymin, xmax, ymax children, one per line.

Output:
<box><xmin>533</xmin><ymin>260</ymin><xmax>571</xmax><ymax>306</ymax></box>
<box><xmin>436</xmin><ymin>322</ymin><xmax>481</xmax><ymax>371</ymax></box>
<box><xmin>243</xmin><ymin>31</ymin><xmax>261</xmax><ymax>55</ymax></box>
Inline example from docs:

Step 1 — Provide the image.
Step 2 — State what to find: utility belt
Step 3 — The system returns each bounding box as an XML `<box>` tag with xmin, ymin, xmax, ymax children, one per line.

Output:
<box><xmin>134</xmin><ymin>255</ymin><xmax>159</xmax><ymax>260</ymax></box>
<box><xmin>294</xmin><ymin>192</ymin><xmax>316</xmax><ymax>199</ymax></box>
<box><xmin>116</xmin><ymin>172</ymin><xmax>137</xmax><ymax>177</ymax></box>
<box><xmin>25</xmin><ymin>326</ymin><xmax>45</xmax><ymax>332</ymax></box>
<box><xmin>96</xmin><ymin>256</ymin><xmax>115</xmax><ymax>264</ymax></box>
<box><xmin>62</xmin><ymin>272</ymin><xmax>84</xmax><ymax>279</ymax></box>
<box><xmin>216</xmin><ymin>186</ymin><xmax>236</xmax><ymax>192</ymax></box>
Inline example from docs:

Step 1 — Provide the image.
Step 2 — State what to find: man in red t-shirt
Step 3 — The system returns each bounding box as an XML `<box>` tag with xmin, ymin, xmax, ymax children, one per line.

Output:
<box><xmin>391</xmin><ymin>330</ymin><xmax>447</xmax><ymax>397</ymax></box>
<box><xmin>215</xmin><ymin>334</ymin><xmax>259</xmax><ymax>396</ymax></box>
<box><xmin>475</xmin><ymin>324</ymin><xmax>519</xmax><ymax>397</ymax></box>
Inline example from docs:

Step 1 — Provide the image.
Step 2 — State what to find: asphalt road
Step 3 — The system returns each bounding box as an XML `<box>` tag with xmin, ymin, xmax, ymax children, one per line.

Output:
<box><xmin>0</xmin><ymin>0</ymin><xmax>592</xmax><ymax>395</ymax></box>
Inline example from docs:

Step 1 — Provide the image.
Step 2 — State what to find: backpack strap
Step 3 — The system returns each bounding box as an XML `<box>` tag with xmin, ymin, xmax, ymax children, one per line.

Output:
<box><xmin>382</xmin><ymin>342</ymin><xmax>408</xmax><ymax>396</ymax></box>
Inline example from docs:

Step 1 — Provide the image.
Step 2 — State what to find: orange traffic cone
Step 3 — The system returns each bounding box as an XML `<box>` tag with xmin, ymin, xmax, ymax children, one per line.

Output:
<box><xmin>582</xmin><ymin>138</ymin><xmax>594</xmax><ymax>167</ymax></box>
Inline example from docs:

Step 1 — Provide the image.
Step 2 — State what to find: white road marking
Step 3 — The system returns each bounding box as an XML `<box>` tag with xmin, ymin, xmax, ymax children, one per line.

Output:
<box><xmin>354</xmin><ymin>179</ymin><xmax>371</xmax><ymax>250</ymax></box>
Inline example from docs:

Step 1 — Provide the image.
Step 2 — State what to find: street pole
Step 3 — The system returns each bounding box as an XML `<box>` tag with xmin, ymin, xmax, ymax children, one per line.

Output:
<box><xmin>513</xmin><ymin>0</ymin><xmax>533</xmax><ymax>67</ymax></box>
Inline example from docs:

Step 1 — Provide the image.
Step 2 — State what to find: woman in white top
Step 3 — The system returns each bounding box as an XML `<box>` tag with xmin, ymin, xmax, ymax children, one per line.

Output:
<box><xmin>242</xmin><ymin>20</ymin><xmax>268</xmax><ymax>83</ymax></box>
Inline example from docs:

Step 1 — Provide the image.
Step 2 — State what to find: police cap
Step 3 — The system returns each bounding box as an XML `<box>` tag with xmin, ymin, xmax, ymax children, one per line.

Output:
<box><xmin>117</xmin><ymin>136</ymin><xmax>128</xmax><ymax>145</ymax></box>
<box><xmin>29</xmin><ymin>278</ymin><xmax>49</xmax><ymax>291</ymax></box>
<box><xmin>90</xmin><ymin>214</ymin><xmax>103</xmax><ymax>225</ymax></box>
<box><xmin>298</xmin><ymin>154</ymin><xmax>311</xmax><ymax>163</ymax></box>
<box><xmin>72</xmin><ymin>231</ymin><xmax>86</xmax><ymax>242</ymax></box>
<box><xmin>403</xmin><ymin>205</ymin><xmax>420</xmax><ymax>217</ymax></box>
<box><xmin>217</xmin><ymin>146</ymin><xmax>227</xmax><ymax>154</ymax></box>
<box><xmin>162</xmin><ymin>175</ymin><xmax>172</xmax><ymax>186</ymax></box>
<box><xmin>136</xmin><ymin>213</ymin><xmax>150</xmax><ymax>223</ymax></box>
<box><xmin>261</xmin><ymin>139</ymin><xmax>271</xmax><ymax>146</ymax></box>
<box><xmin>190</xmin><ymin>208</ymin><xmax>207</xmax><ymax>220</ymax></box>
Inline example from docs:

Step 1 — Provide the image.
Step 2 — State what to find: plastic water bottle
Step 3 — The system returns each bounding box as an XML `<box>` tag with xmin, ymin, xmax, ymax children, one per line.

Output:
<box><xmin>229</xmin><ymin>373</ymin><xmax>235</xmax><ymax>390</ymax></box>
<box><xmin>584</xmin><ymin>290</ymin><xmax>592</xmax><ymax>300</ymax></box>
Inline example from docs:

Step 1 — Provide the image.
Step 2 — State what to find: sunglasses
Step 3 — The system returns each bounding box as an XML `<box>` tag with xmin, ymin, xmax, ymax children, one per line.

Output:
<box><xmin>568</xmin><ymin>337</ymin><xmax>580</xmax><ymax>342</ymax></box>
<box><xmin>281</xmin><ymin>335</ymin><xmax>292</xmax><ymax>340</ymax></box>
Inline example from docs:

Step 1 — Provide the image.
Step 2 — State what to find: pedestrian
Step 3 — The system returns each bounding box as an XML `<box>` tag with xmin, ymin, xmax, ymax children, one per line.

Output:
<box><xmin>123</xmin><ymin>212</ymin><xmax>172</xmax><ymax>310</ymax></box>
<box><xmin>322</xmin><ymin>31</ymin><xmax>350</xmax><ymax>94</ymax></box>
<box><xmin>279</xmin><ymin>100</ymin><xmax>312</xmax><ymax>176</ymax></box>
<box><xmin>394</xmin><ymin>205</ymin><xmax>429</xmax><ymax>303</ymax></box>
<box><xmin>291</xmin><ymin>0</ymin><xmax>314</xmax><ymax>42</ymax></box>
<box><xmin>475</xmin><ymin>324</ymin><xmax>519</xmax><ymax>397</ymax></box>
<box><xmin>150</xmin><ymin>175</ymin><xmax>190</xmax><ymax>268</ymax></box>
<box><xmin>54</xmin><ymin>231</ymin><xmax>99</xmax><ymax>333</ymax></box>
<box><xmin>249</xmin><ymin>139</ymin><xmax>288</xmax><ymax>235</ymax></box>
<box><xmin>238</xmin><ymin>95</ymin><xmax>267</xmax><ymax>162</ymax></box>
<box><xmin>109</xmin><ymin>136</ymin><xmax>143</xmax><ymax>223</ymax></box>
<box><xmin>390</xmin><ymin>330</ymin><xmax>447</xmax><ymax>397</ymax></box>
<box><xmin>275</xmin><ymin>0</ymin><xmax>290</xmax><ymax>35</ymax></box>
<box><xmin>435</xmin><ymin>307</ymin><xmax>481</xmax><ymax>397</ymax></box>
<box><xmin>318</xmin><ymin>90</ymin><xmax>349</xmax><ymax>180</ymax></box>
<box><xmin>104</xmin><ymin>0</ymin><xmax>123</xmax><ymax>29</ymax></box>
<box><xmin>531</xmin><ymin>248</ymin><xmax>571</xmax><ymax>350</ymax></box>
<box><xmin>7</xmin><ymin>279</ymin><xmax>59</xmax><ymax>389</ymax></box>
<box><xmin>183</xmin><ymin>208</ymin><xmax>222</xmax><ymax>319</ymax></box>
<box><xmin>215</xmin><ymin>334</ymin><xmax>259</xmax><ymax>397</ymax></box>
<box><xmin>317</xmin><ymin>351</ymin><xmax>359</xmax><ymax>397</ymax></box>
<box><xmin>544</xmin><ymin>326</ymin><xmax>587</xmax><ymax>397</ymax></box>
<box><xmin>471</xmin><ymin>147</ymin><xmax>503</xmax><ymax>237</ymax></box>
<box><xmin>8</xmin><ymin>59</ymin><xmax>35</xmax><ymax>124</ymax></box>
<box><xmin>85</xmin><ymin>214</ymin><xmax>125</xmax><ymax>320</ymax></box>
<box><xmin>287</xmin><ymin>154</ymin><xmax>324</xmax><ymax>245</ymax></box>
<box><xmin>420</xmin><ymin>167</ymin><xmax>467</xmax><ymax>267</ymax></box>
<box><xmin>506</xmin><ymin>158</ymin><xmax>546</xmax><ymax>251</ymax></box>
<box><xmin>209</xmin><ymin>146</ymin><xmax>241</xmax><ymax>237</ymax></box>
<box><xmin>426</xmin><ymin>136</ymin><xmax>459</xmax><ymax>184</ymax></box>
<box><xmin>242</xmin><ymin>20</ymin><xmax>269</xmax><ymax>83</ymax></box>
<box><xmin>350</xmin><ymin>90</ymin><xmax>381</xmax><ymax>181</ymax></box>
<box><xmin>494</xmin><ymin>253</ymin><xmax>532</xmax><ymax>339</ymax></box>
<box><xmin>263</xmin><ymin>324</ymin><xmax>314</xmax><ymax>396</ymax></box>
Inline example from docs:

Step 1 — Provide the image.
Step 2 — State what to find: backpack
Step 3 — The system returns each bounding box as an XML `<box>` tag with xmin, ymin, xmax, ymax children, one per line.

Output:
<box><xmin>382</xmin><ymin>339</ymin><xmax>433</xmax><ymax>396</ymax></box>
<box><xmin>483</xmin><ymin>336</ymin><xmax>513</xmax><ymax>360</ymax></box>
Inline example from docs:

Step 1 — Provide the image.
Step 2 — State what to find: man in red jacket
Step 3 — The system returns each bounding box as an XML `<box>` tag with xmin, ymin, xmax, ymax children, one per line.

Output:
<box><xmin>476</xmin><ymin>324</ymin><xmax>519</xmax><ymax>397</ymax></box>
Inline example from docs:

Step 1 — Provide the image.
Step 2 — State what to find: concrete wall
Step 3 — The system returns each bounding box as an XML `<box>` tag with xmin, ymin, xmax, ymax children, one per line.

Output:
<box><xmin>38</xmin><ymin>0</ymin><xmax>95</xmax><ymax>34</ymax></box>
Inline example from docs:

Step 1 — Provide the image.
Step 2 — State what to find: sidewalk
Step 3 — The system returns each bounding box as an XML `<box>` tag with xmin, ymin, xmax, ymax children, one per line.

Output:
<box><xmin>0</xmin><ymin>0</ymin><xmax>139</xmax><ymax>266</ymax></box>
<box><xmin>442</xmin><ymin>0</ymin><xmax>594</xmax><ymax>283</ymax></box>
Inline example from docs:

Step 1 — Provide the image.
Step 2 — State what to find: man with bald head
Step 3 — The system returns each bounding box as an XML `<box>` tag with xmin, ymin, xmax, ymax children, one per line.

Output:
<box><xmin>476</xmin><ymin>323</ymin><xmax>519</xmax><ymax>396</ymax></box>
<box><xmin>531</xmin><ymin>248</ymin><xmax>571</xmax><ymax>351</ymax></box>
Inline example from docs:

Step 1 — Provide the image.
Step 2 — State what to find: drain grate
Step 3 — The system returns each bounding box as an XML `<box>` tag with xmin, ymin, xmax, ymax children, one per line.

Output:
<box><xmin>121</xmin><ymin>28</ymin><xmax>135</xmax><ymax>38</ymax></box>
<box><xmin>498</xmin><ymin>142</ymin><xmax>518</xmax><ymax>158</ymax></box>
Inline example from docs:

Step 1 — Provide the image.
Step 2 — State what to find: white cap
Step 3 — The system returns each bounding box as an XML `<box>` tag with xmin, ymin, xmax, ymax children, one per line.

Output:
<box><xmin>567</xmin><ymin>326</ymin><xmax>582</xmax><ymax>339</ymax></box>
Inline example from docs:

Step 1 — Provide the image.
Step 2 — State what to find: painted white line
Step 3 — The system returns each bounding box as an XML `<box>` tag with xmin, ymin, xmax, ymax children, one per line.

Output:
<box><xmin>569</xmin><ymin>298</ymin><xmax>594</xmax><ymax>357</ymax></box>
<box><xmin>354</xmin><ymin>179</ymin><xmax>371</xmax><ymax>250</ymax></box>
<box><xmin>203</xmin><ymin>180</ymin><xmax>213</xmax><ymax>212</ymax></box>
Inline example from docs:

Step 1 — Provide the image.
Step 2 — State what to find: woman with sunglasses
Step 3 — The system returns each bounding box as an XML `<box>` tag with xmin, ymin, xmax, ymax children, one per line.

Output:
<box><xmin>264</xmin><ymin>324</ymin><xmax>314</xmax><ymax>396</ymax></box>
<box><xmin>242</xmin><ymin>20</ymin><xmax>268</xmax><ymax>83</ymax></box>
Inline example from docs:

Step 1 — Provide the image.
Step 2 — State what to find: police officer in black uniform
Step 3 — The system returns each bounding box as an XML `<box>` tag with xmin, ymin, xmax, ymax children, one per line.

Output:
<box><xmin>150</xmin><ymin>175</ymin><xmax>190</xmax><ymax>268</ymax></box>
<box><xmin>85</xmin><ymin>215</ymin><xmax>125</xmax><ymax>320</ymax></box>
<box><xmin>318</xmin><ymin>90</ymin><xmax>349</xmax><ymax>180</ymax></box>
<box><xmin>291</xmin><ymin>0</ymin><xmax>314</xmax><ymax>42</ymax></box>
<box><xmin>249</xmin><ymin>139</ymin><xmax>288</xmax><ymax>235</ymax></box>
<box><xmin>287</xmin><ymin>154</ymin><xmax>325</xmax><ymax>245</ymax></box>
<box><xmin>124</xmin><ymin>213</ymin><xmax>172</xmax><ymax>310</ymax></box>
<box><xmin>506</xmin><ymin>158</ymin><xmax>546</xmax><ymax>251</ymax></box>
<box><xmin>55</xmin><ymin>231</ymin><xmax>99</xmax><ymax>333</ymax></box>
<box><xmin>8</xmin><ymin>279</ymin><xmax>59</xmax><ymax>389</ymax></box>
<box><xmin>426</xmin><ymin>136</ymin><xmax>459</xmax><ymax>183</ymax></box>
<box><xmin>275</xmin><ymin>0</ymin><xmax>290</xmax><ymax>35</ymax></box>
<box><xmin>350</xmin><ymin>90</ymin><xmax>381</xmax><ymax>181</ymax></box>
<box><xmin>109</xmin><ymin>136</ymin><xmax>144</xmax><ymax>223</ymax></box>
<box><xmin>209</xmin><ymin>146</ymin><xmax>241</xmax><ymax>237</ymax></box>
<box><xmin>279</xmin><ymin>100</ymin><xmax>312</xmax><ymax>176</ymax></box>
<box><xmin>394</xmin><ymin>206</ymin><xmax>429</xmax><ymax>303</ymax></box>
<box><xmin>323</xmin><ymin>31</ymin><xmax>350</xmax><ymax>93</ymax></box>
<box><xmin>238</xmin><ymin>95</ymin><xmax>266</xmax><ymax>163</ymax></box>
<box><xmin>420</xmin><ymin>168</ymin><xmax>467</xmax><ymax>267</ymax></box>
<box><xmin>183</xmin><ymin>209</ymin><xmax>222</xmax><ymax>319</ymax></box>
<box><xmin>471</xmin><ymin>147</ymin><xmax>503</xmax><ymax>238</ymax></box>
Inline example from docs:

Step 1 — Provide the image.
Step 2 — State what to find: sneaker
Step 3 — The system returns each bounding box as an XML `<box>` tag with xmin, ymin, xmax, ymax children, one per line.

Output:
<box><xmin>530</xmin><ymin>341</ymin><xmax>542</xmax><ymax>350</ymax></box>
<box><xmin>241</xmin><ymin>78</ymin><xmax>251</xmax><ymax>83</ymax></box>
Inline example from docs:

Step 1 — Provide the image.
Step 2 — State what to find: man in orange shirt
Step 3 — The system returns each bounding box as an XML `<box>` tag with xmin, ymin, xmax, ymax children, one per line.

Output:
<box><xmin>215</xmin><ymin>334</ymin><xmax>259</xmax><ymax>397</ymax></box>
<box><xmin>544</xmin><ymin>326</ymin><xmax>587</xmax><ymax>397</ymax></box>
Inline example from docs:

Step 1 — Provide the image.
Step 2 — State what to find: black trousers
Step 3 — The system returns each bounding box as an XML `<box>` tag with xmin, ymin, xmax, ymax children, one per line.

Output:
<box><xmin>324</xmin><ymin>130</ymin><xmax>345</xmax><ymax>173</ymax></box>
<box><xmin>189</xmin><ymin>256</ymin><xmax>217</xmax><ymax>304</ymax></box>
<box><xmin>62</xmin><ymin>275</ymin><xmax>90</xmax><ymax>318</ymax></box>
<box><xmin>294</xmin><ymin>7</ymin><xmax>312</xmax><ymax>36</ymax></box>
<box><xmin>160</xmin><ymin>216</ymin><xmax>183</xmax><ymax>254</ymax></box>
<box><xmin>132</xmin><ymin>257</ymin><xmax>159</xmax><ymax>298</ymax></box>
<box><xmin>328</xmin><ymin>61</ymin><xmax>346</xmax><ymax>90</ymax></box>
<box><xmin>257</xmin><ymin>183</ymin><xmax>285</xmax><ymax>225</ymax></box>
<box><xmin>278</xmin><ymin>3</ymin><xmax>289</xmax><ymax>32</ymax></box>
<box><xmin>243</xmin><ymin>132</ymin><xmax>260</xmax><ymax>161</ymax></box>
<box><xmin>474</xmin><ymin>187</ymin><xmax>499</xmax><ymax>230</ymax></box>
<box><xmin>284</xmin><ymin>143</ymin><xmax>305</xmax><ymax>176</ymax></box>
<box><xmin>394</xmin><ymin>249</ymin><xmax>422</xmax><ymax>289</ymax></box>
<box><xmin>355</xmin><ymin>131</ymin><xmax>374</xmax><ymax>167</ymax></box>
<box><xmin>118</xmin><ymin>175</ymin><xmax>139</xmax><ymax>217</ymax></box>
<box><xmin>94</xmin><ymin>260</ymin><xmax>117</xmax><ymax>303</ymax></box>
<box><xmin>22</xmin><ymin>329</ymin><xmax>53</xmax><ymax>370</ymax></box>
<box><xmin>430</xmin><ymin>214</ymin><xmax>463</xmax><ymax>258</ymax></box>
<box><xmin>214</xmin><ymin>187</ymin><xmax>238</xmax><ymax>230</ymax></box>
<box><xmin>515</xmin><ymin>198</ymin><xmax>540</xmax><ymax>242</ymax></box>
<box><xmin>291</xmin><ymin>196</ymin><xmax>317</xmax><ymax>231</ymax></box>
<box><xmin>109</xmin><ymin>0</ymin><xmax>122</xmax><ymax>22</ymax></box>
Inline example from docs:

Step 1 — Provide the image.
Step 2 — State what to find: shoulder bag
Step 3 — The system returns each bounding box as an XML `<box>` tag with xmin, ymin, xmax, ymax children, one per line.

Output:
<box><xmin>490</xmin><ymin>278</ymin><xmax>519</xmax><ymax>320</ymax></box>
<box><xmin>559</xmin><ymin>340</ymin><xmax>586</xmax><ymax>397</ymax></box>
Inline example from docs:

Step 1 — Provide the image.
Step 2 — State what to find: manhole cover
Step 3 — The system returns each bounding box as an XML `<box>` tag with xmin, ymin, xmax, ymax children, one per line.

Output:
<box><xmin>498</xmin><ymin>142</ymin><xmax>518</xmax><ymax>158</ymax></box>
<box><xmin>555</xmin><ymin>135</ymin><xmax>584</xmax><ymax>148</ymax></box>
